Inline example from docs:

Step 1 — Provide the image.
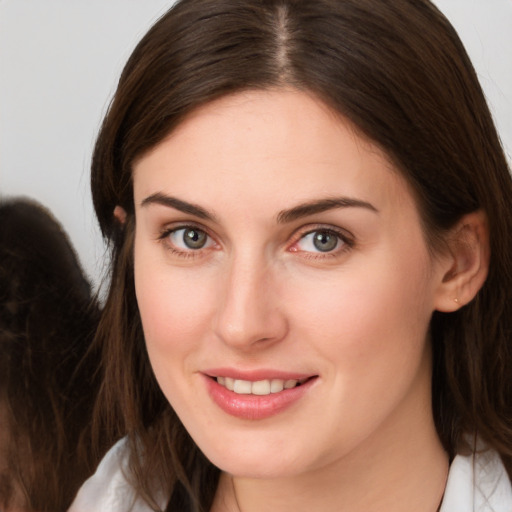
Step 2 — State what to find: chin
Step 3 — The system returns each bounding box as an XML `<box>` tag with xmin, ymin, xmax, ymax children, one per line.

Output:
<box><xmin>212</xmin><ymin>456</ymin><xmax>301</xmax><ymax>479</ymax></box>
<box><xmin>195</xmin><ymin>433</ymin><xmax>314</xmax><ymax>479</ymax></box>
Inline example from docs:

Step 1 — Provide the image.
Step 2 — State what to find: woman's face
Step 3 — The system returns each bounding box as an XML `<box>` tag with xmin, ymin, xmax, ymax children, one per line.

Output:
<box><xmin>132</xmin><ymin>89</ymin><xmax>449</xmax><ymax>479</ymax></box>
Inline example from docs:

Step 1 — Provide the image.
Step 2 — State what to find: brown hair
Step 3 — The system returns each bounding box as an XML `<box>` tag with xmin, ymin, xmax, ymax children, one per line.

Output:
<box><xmin>0</xmin><ymin>198</ymin><xmax>104</xmax><ymax>511</ymax></box>
<box><xmin>90</xmin><ymin>1</ymin><xmax>512</xmax><ymax>510</ymax></box>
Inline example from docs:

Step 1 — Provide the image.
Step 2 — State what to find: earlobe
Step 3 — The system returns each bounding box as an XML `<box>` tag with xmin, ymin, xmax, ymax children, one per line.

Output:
<box><xmin>113</xmin><ymin>205</ymin><xmax>127</xmax><ymax>225</ymax></box>
<box><xmin>434</xmin><ymin>210</ymin><xmax>490</xmax><ymax>312</ymax></box>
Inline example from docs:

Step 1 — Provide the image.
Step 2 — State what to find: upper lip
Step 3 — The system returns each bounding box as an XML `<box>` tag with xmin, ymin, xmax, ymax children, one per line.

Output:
<box><xmin>203</xmin><ymin>368</ymin><xmax>316</xmax><ymax>381</ymax></box>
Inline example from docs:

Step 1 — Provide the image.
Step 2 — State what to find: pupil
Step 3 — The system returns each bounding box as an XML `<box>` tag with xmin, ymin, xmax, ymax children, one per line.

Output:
<box><xmin>184</xmin><ymin>229</ymin><xmax>206</xmax><ymax>249</ymax></box>
<box><xmin>313</xmin><ymin>231</ymin><xmax>337</xmax><ymax>252</ymax></box>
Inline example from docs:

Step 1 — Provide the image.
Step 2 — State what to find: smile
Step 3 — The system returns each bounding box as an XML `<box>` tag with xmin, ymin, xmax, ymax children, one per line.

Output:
<box><xmin>216</xmin><ymin>376</ymin><xmax>308</xmax><ymax>395</ymax></box>
<box><xmin>205</xmin><ymin>373</ymin><xmax>318</xmax><ymax>420</ymax></box>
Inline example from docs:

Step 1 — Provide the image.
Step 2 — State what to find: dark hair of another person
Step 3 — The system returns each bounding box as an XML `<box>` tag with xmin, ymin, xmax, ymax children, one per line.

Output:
<box><xmin>0</xmin><ymin>198</ymin><xmax>105</xmax><ymax>511</ymax></box>
<box><xmin>88</xmin><ymin>1</ymin><xmax>512</xmax><ymax>511</ymax></box>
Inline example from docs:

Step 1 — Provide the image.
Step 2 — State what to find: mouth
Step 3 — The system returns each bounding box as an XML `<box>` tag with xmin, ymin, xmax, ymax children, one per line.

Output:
<box><xmin>214</xmin><ymin>376</ymin><xmax>310</xmax><ymax>395</ymax></box>
<box><xmin>205</xmin><ymin>373</ymin><xmax>318</xmax><ymax>420</ymax></box>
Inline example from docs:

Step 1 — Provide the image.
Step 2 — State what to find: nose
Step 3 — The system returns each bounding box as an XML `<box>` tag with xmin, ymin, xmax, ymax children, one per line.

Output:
<box><xmin>213</xmin><ymin>253</ymin><xmax>288</xmax><ymax>350</ymax></box>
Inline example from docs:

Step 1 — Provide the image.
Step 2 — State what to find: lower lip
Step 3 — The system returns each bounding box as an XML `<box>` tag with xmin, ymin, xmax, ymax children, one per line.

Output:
<box><xmin>204</xmin><ymin>376</ymin><xmax>317</xmax><ymax>420</ymax></box>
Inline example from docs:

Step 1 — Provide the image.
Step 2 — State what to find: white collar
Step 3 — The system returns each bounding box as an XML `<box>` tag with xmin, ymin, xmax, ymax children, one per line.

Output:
<box><xmin>440</xmin><ymin>446</ymin><xmax>512</xmax><ymax>511</ymax></box>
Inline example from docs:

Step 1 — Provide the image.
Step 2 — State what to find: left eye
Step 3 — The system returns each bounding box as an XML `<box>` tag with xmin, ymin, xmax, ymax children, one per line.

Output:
<box><xmin>168</xmin><ymin>227</ymin><xmax>213</xmax><ymax>250</ymax></box>
<box><xmin>295</xmin><ymin>229</ymin><xmax>343</xmax><ymax>253</ymax></box>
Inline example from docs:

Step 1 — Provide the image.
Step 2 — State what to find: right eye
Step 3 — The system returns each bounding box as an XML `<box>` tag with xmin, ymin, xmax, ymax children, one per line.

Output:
<box><xmin>161</xmin><ymin>226</ymin><xmax>216</xmax><ymax>253</ymax></box>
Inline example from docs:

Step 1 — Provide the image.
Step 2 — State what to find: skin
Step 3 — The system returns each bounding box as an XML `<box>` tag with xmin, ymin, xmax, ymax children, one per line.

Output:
<box><xmin>131</xmin><ymin>89</ymin><xmax>481</xmax><ymax>511</ymax></box>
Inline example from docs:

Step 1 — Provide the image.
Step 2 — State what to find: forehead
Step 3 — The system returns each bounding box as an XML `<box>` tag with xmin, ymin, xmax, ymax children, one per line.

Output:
<box><xmin>132</xmin><ymin>88</ymin><xmax>415</xmax><ymax>218</ymax></box>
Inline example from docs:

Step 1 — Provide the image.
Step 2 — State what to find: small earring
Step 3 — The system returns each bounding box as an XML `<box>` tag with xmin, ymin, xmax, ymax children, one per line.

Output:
<box><xmin>454</xmin><ymin>298</ymin><xmax>460</xmax><ymax>304</ymax></box>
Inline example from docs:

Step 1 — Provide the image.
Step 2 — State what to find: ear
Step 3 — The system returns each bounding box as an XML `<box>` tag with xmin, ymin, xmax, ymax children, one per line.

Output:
<box><xmin>113</xmin><ymin>205</ymin><xmax>127</xmax><ymax>225</ymax></box>
<box><xmin>434</xmin><ymin>210</ymin><xmax>489</xmax><ymax>312</ymax></box>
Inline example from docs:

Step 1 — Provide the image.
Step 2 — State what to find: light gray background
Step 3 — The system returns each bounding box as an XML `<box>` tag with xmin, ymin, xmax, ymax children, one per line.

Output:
<box><xmin>1</xmin><ymin>0</ymin><xmax>511</xmax><ymax>288</ymax></box>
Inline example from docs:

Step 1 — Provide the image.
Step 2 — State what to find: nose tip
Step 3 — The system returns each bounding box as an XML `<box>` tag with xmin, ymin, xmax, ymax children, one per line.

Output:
<box><xmin>213</xmin><ymin>264</ymin><xmax>288</xmax><ymax>350</ymax></box>
<box><xmin>217</xmin><ymin>320</ymin><xmax>275</xmax><ymax>348</ymax></box>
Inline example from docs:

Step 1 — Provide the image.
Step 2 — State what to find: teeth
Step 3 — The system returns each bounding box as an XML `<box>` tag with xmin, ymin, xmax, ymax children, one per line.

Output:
<box><xmin>270</xmin><ymin>379</ymin><xmax>285</xmax><ymax>393</ymax></box>
<box><xmin>216</xmin><ymin>377</ymin><xmax>306</xmax><ymax>395</ymax></box>
<box><xmin>284</xmin><ymin>379</ymin><xmax>298</xmax><ymax>389</ymax></box>
<box><xmin>225</xmin><ymin>377</ymin><xmax>235</xmax><ymax>391</ymax></box>
<box><xmin>233</xmin><ymin>379</ymin><xmax>252</xmax><ymax>394</ymax></box>
<box><xmin>252</xmin><ymin>380</ymin><xmax>271</xmax><ymax>395</ymax></box>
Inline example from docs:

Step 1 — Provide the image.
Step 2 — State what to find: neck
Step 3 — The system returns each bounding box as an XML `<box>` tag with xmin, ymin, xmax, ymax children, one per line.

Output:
<box><xmin>219</xmin><ymin>438</ymin><xmax>448</xmax><ymax>512</ymax></box>
<box><xmin>211</xmin><ymin>363</ymin><xmax>449</xmax><ymax>512</ymax></box>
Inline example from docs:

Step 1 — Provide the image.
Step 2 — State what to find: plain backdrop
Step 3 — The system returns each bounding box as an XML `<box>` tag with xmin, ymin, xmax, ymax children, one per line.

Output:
<box><xmin>1</xmin><ymin>0</ymin><xmax>511</xmax><ymax>288</ymax></box>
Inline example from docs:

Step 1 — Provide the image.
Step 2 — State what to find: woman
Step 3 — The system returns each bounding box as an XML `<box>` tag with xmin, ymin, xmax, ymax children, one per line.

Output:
<box><xmin>70</xmin><ymin>0</ymin><xmax>512</xmax><ymax>510</ymax></box>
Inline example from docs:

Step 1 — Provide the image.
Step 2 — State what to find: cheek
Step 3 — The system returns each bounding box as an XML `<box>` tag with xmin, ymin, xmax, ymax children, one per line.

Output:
<box><xmin>133</xmin><ymin>240</ymin><xmax>218</xmax><ymax>381</ymax></box>
<box><xmin>287</xmin><ymin>247</ymin><xmax>435</xmax><ymax>376</ymax></box>
<box><xmin>133</xmin><ymin>263</ymin><xmax>220</xmax><ymax>422</ymax></box>
<box><xmin>135</xmin><ymin>268</ymin><xmax>213</xmax><ymax>353</ymax></box>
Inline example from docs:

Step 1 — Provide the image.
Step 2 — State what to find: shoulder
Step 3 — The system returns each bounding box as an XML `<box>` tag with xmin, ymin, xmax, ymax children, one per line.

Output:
<box><xmin>440</xmin><ymin>444</ymin><xmax>512</xmax><ymax>512</ymax></box>
<box><xmin>68</xmin><ymin>437</ymin><xmax>166</xmax><ymax>512</ymax></box>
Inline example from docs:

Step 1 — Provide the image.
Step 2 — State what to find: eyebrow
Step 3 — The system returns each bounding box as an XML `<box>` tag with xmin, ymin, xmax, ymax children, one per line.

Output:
<box><xmin>276</xmin><ymin>197</ymin><xmax>378</xmax><ymax>223</ymax></box>
<box><xmin>141</xmin><ymin>192</ymin><xmax>378</xmax><ymax>224</ymax></box>
<box><xmin>140</xmin><ymin>193</ymin><xmax>216</xmax><ymax>221</ymax></box>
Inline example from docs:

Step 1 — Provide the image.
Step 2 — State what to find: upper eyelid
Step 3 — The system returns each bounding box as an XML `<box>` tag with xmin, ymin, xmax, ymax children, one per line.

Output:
<box><xmin>159</xmin><ymin>220</ymin><xmax>212</xmax><ymax>237</ymax></box>
<box><xmin>290</xmin><ymin>223</ymin><xmax>354</xmax><ymax>242</ymax></box>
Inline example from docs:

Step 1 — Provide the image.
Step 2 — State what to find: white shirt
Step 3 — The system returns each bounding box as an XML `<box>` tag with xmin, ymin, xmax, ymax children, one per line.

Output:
<box><xmin>69</xmin><ymin>438</ymin><xmax>512</xmax><ymax>512</ymax></box>
<box><xmin>440</xmin><ymin>445</ymin><xmax>512</xmax><ymax>512</ymax></box>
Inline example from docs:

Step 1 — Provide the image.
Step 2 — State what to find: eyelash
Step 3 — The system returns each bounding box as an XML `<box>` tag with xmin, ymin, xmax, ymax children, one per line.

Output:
<box><xmin>157</xmin><ymin>223</ymin><xmax>215</xmax><ymax>260</ymax></box>
<box><xmin>288</xmin><ymin>226</ymin><xmax>354</xmax><ymax>260</ymax></box>
<box><xmin>157</xmin><ymin>223</ymin><xmax>354</xmax><ymax>260</ymax></box>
